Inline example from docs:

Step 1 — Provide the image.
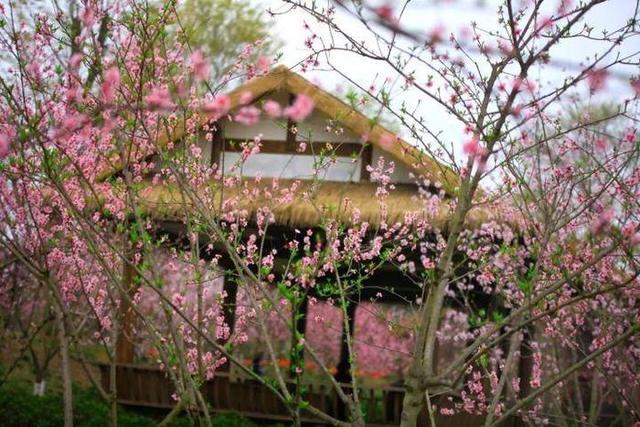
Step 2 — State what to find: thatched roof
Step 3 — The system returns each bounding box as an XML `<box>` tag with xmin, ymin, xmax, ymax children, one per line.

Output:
<box><xmin>132</xmin><ymin>179</ymin><xmax>499</xmax><ymax>230</ymax></box>
<box><xmin>98</xmin><ymin>65</ymin><xmax>460</xmax><ymax>194</ymax></box>
<box><xmin>91</xmin><ymin>66</ymin><xmax>513</xmax><ymax>232</ymax></box>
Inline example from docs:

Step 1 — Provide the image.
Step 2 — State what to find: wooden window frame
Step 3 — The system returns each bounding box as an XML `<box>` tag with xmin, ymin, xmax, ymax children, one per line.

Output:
<box><xmin>211</xmin><ymin>92</ymin><xmax>374</xmax><ymax>182</ymax></box>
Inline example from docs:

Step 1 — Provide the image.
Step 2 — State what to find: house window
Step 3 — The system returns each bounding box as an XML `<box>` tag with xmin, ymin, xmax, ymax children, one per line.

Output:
<box><xmin>221</xmin><ymin>152</ymin><xmax>362</xmax><ymax>182</ymax></box>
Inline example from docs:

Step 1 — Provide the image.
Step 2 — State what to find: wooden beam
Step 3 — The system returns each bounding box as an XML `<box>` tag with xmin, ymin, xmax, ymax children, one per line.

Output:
<box><xmin>360</xmin><ymin>143</ymin><xmax>373</xmax><ymax>181</ymax></box>
<box><xmin>224</xmin><ymin>138</ymin><xmax>362</xmax><ymax>157</ymax></box>
<box><xmin>286</xmin><ymin>93</ymin><xmax>297</xmax><ymax>152</ymax></box>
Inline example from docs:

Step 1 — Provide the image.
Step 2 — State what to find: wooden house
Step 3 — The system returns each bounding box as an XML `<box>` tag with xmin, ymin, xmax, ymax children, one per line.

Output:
<box><xmin>101</xmin><ymin>65</ymin><xmax>509</xmax><ymax>425</ymax></box>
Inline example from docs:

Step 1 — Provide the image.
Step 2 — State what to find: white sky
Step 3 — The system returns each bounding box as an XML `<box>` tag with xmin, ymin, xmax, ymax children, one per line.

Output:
<box><xmin>259</xmin><ymin>0</ymin><xmax>640</xmax><ymax>160</ymax></box>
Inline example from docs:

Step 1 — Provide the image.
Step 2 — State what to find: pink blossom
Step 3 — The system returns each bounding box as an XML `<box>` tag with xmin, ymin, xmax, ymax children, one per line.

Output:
<box><xmin>591</xmin><ymin>208</ymin><xmax>615</xmax><ymax>235</ymax></box>
<box><xmin>622</xmin><ymin>223</ymin><xmax>640</xmax><ymax>246</ymax></box>
<box><xmin>203</xmin><ymin>95</ymin><xmax>231</xmax><ymax>119</ymax></box>
<box><xmin>421</xmin><ymin>256</ymin><xmax>435</xmax><ymax>269</ymax></box>
<box><xmin>145</xmin><ymin>87</ymin><xmax>174</xmax><ymax>111</ymax></box>
<box><xmin>240</xmin><ymin>91</ymin><xmax>253</xmax><ymax>105</ymax></box>
<box><xmin>530</xmin><ymin>350</ymin><xmax>542</xmax><ymax>389</ymax></box>
<box><xmin>190</xmin><ymin>50</ymin><xmax>210</xmax><ymax>82</ymax></box>
<box><xmin>257</xmin><ymin>56</ymin><xmax>271</xmax><ymax>74</ymax></box>
<box><xmin>379</xmin><ymin>133</ymin><xmax>396</xmax><ymax>149</ymax></box>
<box><xmin>427</xmin><ymin>24</ymin><xmax>445</xmax><ymax>46</ymax></box>
<box><xmin>263</xmin><ymin>100</ymin><xmax>282</xmax><ymax>118</ymax></box>
<box><xmin>536</xmin><ymin>16</ymin><xmax>554</xmax><ymax>33</ymax></box>
<box><xmin>69</xmin><ymin>53</ymin><xmax>83</xmax><ymax>69</ymax></box>
<box><xmin>55</xmin><ymin>112</ymin><xmax>88</xmax><ymax>136</ymax></box>
<box><xmin>594</xmin><ymin>138</ymin><xmax>607</xmax><ymax>151</ymax></box>
<box><xmin>284</xmin><ymin>94</ymin><xmax>314</xmax><ymax>122</ymax></box>
<box><xmin>624</xmin><ymin>130</ymin><xmax>636</xmax><ymax>143</ymax></box>
<box><xmin>82</xmin><ymin>5</ymin><xmax>95</xmax><ymax>28</ymax></box>
<box><xmin>65</xmin><ymin>86</ymin><xmax>81</xmax><ymax>103</ymax></box>
<box><xmin>374</xmin><ymin>4</ymin><xmax>395</xmax><ymax>25</ymax></box>
<box><xmin>26</xmin><ymin>61</ymin><xmax>40</xmax><ymax>80</ymax></box>
<box><xmin>234</xmin><ymin>106</ymin><xmax>261</xmax><ymax>126</ymax></box>
<box><xmin>586</xmin><ymin>69</ymin><xmax>608</xmax><ymax>93</ymax></box>
<box><xmin>0</xmin><ymin>132</ymin><xmax>11</xmax><ymax>159</ymax></box>
<box><xmin>462</xmin><ymin>137</ymin><xmax>484</xmax><ymax>158</ymax></box>
<box><xmin>523</xmin><ymin>79</ymin><xmax>537</xmax><ymax>93</ymax></box>
<box><xmin>498</xmin><ymin>40</ymin><xmax>514</xmax><ymax>57</ymax></box>
<box><xmin>512</xmin><ymin>77</ymin><xmax>523</xmax><ymax>92</ymax></box>
<box><xmin>101</xmin><ymin>67</ymin><xmax>120</xmax><ymax>103</ymax></box>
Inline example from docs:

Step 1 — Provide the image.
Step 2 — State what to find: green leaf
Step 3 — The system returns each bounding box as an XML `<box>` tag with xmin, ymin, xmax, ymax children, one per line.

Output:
<box><xmin>480</xmin><ymin>353</ymin><xmax>489</xmax><ymax>368</ymax></box>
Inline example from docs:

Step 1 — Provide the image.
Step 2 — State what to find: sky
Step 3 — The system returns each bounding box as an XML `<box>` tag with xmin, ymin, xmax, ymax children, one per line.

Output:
<box><xmin>258</xmin><ymin>0</ymin><xmax>640</xmax><ymax>160</ymax></box>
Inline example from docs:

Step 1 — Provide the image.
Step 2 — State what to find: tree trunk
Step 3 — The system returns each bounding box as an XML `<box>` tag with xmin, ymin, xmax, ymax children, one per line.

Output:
<box><xmin>57</xmin><ymin>310</ymin><xmax>74</xmax><ymax>427</ymax></box>
<box><xmin>335</xmin><ymin>300</ymin><xmax>358</xmax><ymax>423</ymax></box>
<box><xmin>399</xmin><ymin>380</ymin><xmax>424</xmax><ymax>427</ymax></box>
<box><xmin>400</xmin><ymin>189</ymin><xmax>473</xmax><ymax>427</ymax></box>
<box><xmin>110</xmin><ymin>315</ymin><xmax>118</xmax><ymax>427</ymax></box>
<box><xmin>115</xmin><ymin>257</ymin><xmax>138</xmax><ymax>364</ymax></box>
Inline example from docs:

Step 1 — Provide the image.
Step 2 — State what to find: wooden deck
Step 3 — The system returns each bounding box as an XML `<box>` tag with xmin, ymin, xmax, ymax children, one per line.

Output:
<box><xmin>97</xmin><ymin>363</ymin><xmax>493</xmax><ymax>426</ymax></box>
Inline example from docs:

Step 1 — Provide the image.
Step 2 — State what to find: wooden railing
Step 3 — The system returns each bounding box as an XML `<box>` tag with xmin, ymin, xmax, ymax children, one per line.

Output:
<box><xmin>97</xmin><ymin>363</ymin><xmax>492</xmax><ymax>426</ymax></box>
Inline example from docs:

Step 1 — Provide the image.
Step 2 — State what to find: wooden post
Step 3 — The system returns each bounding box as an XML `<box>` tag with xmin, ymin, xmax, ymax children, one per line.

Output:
<box><xmin>335</xmin><ymin>301</ymin><xmax>358</xmax><ymax>383</ymax></box>
<box><xmin>360</xmin><ymin>144</ymin><xmax>373</xmax><ymax>182</ymax></box>
<box><xmin>116</xmin><ymin>256</ymin><xmax>139</xmax><ymax>364</ymax></box>
<box><xmin>286</xmin><ymin>93</ymin><xmax>298</xmax><ymax>152</ymax></box>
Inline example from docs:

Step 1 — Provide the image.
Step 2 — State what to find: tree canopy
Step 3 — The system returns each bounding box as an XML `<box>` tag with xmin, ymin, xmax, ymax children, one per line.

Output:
<box><xmin>173</xmin><ymin>0</ymin><xmax>280</xmax><ymax>79</ymax></box>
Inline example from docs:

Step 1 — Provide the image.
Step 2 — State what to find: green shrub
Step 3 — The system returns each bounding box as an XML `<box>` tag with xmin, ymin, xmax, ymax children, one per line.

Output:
<box><xmin>0</xmin><ymin>380</ymin><xmax>287</xmax><ymax>426</ymax></box>
<box><xmin>0</xmin><ymin>382</ymin><xmax>155</xmax><ymax>427</ymax></box>
<box><xmin>211</xmin><ymin>412</ymin><xmax>256</xmax><ymax>427</ymax></box>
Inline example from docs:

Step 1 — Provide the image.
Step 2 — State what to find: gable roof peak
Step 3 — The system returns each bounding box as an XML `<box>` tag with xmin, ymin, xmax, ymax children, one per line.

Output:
<box><xmin>230</xmin><ymin>65</ymin><xmax>460</xmax><ymax>194</ymax></box>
